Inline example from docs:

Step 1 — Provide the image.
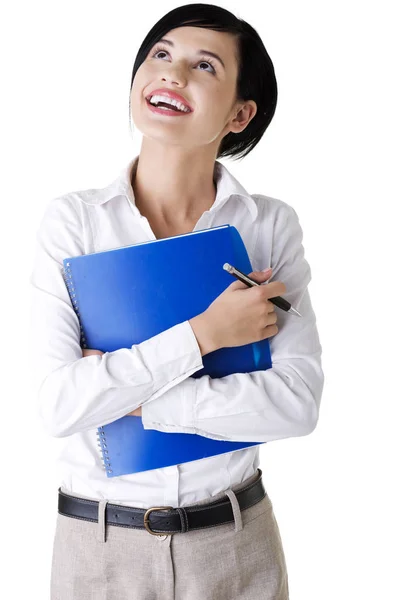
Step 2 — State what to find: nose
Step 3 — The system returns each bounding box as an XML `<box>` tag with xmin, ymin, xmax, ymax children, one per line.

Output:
<box><xmin>162</xmin><ymin>76</ymin><xmax>180</xmax><ymax>86</ymax></box>
<box><xmin>160</xmin><ymin>62</ymin><xmax>188</xmax><ymax>87</ymax></box>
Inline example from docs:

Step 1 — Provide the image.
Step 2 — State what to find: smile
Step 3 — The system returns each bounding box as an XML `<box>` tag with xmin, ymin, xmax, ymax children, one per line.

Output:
<box><xmin>145</xmin><ymin>97</ymin><xmax>192</xmax><ymax>117</ymax></box>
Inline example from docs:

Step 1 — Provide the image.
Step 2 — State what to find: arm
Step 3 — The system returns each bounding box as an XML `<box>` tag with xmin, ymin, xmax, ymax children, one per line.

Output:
<box><xmin>141</xmin><ymin>203</ymin><xmax>324</xmax><ymax>442</ymax></box>
<box><xmin>126</xmin><ymin>314</ymin><xmax>216</xmax><ymax>417</ymax></box>
<box><xmin>29</xmin><ymin>196</ymin><xmax>205</xmax><ymax>438</ymax></box>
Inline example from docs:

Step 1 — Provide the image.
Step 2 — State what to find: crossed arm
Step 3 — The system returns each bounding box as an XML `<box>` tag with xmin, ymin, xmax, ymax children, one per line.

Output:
<box><xmin>81</xmin><ymin>348</ymin><xmax>141</xmax><ymax>416</ymax></box>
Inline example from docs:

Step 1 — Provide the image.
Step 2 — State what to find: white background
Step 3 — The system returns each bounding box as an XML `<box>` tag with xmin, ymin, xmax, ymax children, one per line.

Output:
<box><xmin>2</xmin><ymin>1</ymin><xmax>397</xmax><ymax>598</ymax></box>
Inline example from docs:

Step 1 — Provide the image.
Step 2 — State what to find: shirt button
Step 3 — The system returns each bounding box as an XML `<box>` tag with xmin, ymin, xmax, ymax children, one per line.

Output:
<box><xmin>156</xmin><ymin>534</ymin><xmax>167</xmax><ymax>541</ymax></box>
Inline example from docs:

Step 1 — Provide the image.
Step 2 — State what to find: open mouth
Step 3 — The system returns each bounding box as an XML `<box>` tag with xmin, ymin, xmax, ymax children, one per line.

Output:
<box><xmin>145</xmin><ymin>97</ymin><xmax>192</xmax><ymax>114</ymax></box>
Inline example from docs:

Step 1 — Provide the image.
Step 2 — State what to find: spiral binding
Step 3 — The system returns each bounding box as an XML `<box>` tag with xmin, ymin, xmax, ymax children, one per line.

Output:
<box><xmin>61</xmin><ymin>262</ymin><xmax>88</xmax><ymax>350</ymax></box>
<box><xmin>96</xmin><ymin>426</ymin><xmax>113</xmax><ymax>475</ymax></box>
<box><xmin>62</xmin><ymin>262</ymin><xmax>113</xmax><ymax>473</ymax></box>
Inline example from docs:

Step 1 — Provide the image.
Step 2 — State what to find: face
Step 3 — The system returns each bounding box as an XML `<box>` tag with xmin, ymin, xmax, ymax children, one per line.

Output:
<box><xmin>130</xmin><ymin>26</ymin><xmax>257</xmax><ymax>153</ymax></box>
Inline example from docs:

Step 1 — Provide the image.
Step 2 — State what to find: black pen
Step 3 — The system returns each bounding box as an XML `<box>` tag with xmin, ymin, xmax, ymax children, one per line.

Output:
<box><xmin>223</xmin><ymin>263</ymin><xmax>302</xmax><ymax>317</ymax></box>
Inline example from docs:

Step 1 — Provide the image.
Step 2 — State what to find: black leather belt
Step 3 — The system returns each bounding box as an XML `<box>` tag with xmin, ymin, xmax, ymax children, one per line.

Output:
<box><xmin>58</xmin><ymin>468</ymin><xmax>266</xmax><ymax>536</ymax></box>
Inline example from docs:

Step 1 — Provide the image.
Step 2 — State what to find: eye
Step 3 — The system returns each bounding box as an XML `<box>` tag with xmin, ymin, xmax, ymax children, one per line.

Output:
<box><xmin>150</xmin><ymin>44</ymin><xmax>217</xmax><ymax>74</ymax></box>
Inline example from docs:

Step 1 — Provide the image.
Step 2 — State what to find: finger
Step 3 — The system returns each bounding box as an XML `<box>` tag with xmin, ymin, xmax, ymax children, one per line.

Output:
<box><xmin>266</xmin><ymin>311</ymin><xmax>278</xmax><ymax>325</ymax></box>
<box><xmin>83</xmin><ymin>349</ymin><xmax>104</xmax><ymax>357</ymax></box>
<box><xmin>249</xmin><ymin>273</ymin><xmax>272</xmax><ymax>283</ymax></box>
<box><xmin>260</xmin><ymin>280</ymin><xmax>287</xmax><ymax>298</ymax></box>
<box><xmin>230</xmin><ymin>269</ymin><xmax>272</xmax><ymax>290</ymax></box>
<box><xmin>249</xmin><ymin>268</ymin><xmax>272</xmax><ymax>279</ymax></box>
<box><xmin>265</xmin><ymin>300</ymin><xmax>276</xmax><ymax>312</ymax></box>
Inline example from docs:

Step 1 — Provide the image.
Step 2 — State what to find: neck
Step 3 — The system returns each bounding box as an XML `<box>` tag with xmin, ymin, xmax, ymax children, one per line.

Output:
<box><xmin>131</xmin><ymin>141</ymin><xmax>218</xmax><ymax>225</ymax></box>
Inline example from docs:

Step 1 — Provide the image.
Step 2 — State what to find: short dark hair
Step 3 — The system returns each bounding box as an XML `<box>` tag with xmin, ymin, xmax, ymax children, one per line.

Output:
<box><xmin>129</xmin><ymin>3</ymin><xmax>278</xmax><ymax>161</ymax></box>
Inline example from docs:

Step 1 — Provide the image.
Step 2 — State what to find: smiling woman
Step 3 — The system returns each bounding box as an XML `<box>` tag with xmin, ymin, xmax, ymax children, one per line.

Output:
<box><xmin>129</xmin><ymin>4</ymin><xmax>277</xmax><ymax>163</ymax></box>
<box><xmin>31</xmin><ymin>3</ymin><xmax>325</xmax><ymax>600</ymax></box>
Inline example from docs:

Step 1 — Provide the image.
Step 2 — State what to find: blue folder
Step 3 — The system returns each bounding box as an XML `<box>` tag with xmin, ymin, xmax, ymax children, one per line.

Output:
<box><xmin>62</xmin><ymin>225</ymin><xmax>271</xmax><ymax>476</ymax></box>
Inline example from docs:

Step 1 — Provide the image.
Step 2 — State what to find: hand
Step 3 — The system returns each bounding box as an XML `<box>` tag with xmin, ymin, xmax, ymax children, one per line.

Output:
<box><xmin>82</xmin><ymin>348</ymin><xmax>104</xmax><ymax>357</ymax></box>
<box><xmin>195</xmin><ymin>267</ymin><xmax>286</xmax><ymax>350</ymax></box>
<box><xmin>126</xmin><ymin>407</ymin><xmax>142</xmax><ymax>417</ymax></box>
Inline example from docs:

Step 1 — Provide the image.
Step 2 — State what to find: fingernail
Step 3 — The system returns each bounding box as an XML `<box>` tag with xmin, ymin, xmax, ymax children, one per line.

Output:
<box><xmin>261</xmin><ymin>267</ymin><xmax>272</xmax><ymax>273</ymax></box>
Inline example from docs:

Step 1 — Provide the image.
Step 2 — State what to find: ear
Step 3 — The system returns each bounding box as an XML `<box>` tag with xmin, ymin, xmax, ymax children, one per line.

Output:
<box><xmin>229</xmin><ymin>100</ymin><xmax>257</xmax><ymax>134</ymax></box>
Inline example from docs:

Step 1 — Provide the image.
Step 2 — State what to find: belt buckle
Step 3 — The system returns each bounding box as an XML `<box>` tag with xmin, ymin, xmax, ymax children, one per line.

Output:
<box><xmin>143</xmin><ymin>506</ymin><xmax>173</xmax><ymax>536</ymax></box>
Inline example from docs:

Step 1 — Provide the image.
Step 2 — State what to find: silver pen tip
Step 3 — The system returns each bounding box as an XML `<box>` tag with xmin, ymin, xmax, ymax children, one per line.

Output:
<box><xmin>289</xmin><ymin>306</ymin><xmax>302</xmax><ymax>317</ymax></box>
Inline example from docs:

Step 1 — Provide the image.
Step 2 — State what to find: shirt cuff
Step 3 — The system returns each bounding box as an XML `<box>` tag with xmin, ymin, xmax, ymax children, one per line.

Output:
<box><xmin>134</xmin><ymin>319</ymin><xmax>203</xmax><ymax>403</ymax></box>
<box><xmin>141</xmin><ymin>376</ymin><xmax>197</xmax><ymax>433</ymax></box>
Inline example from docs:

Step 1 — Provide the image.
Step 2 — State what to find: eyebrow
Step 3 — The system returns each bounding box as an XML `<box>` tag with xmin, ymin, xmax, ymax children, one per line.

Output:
<box><xmin>156</xmin><ymin>38</ymin><xmax>226</xmax><ymax>70</ymax></box>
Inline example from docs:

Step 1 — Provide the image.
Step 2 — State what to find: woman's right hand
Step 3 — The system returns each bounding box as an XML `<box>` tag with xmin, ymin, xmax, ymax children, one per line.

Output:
<box><xmin>194</xmin><ymin>268</ymin><xmax>287</xmax><ymax>351</ymax></box>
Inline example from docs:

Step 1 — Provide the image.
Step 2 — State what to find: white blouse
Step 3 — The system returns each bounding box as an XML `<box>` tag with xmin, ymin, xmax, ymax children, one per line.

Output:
<box><xmin>29</xmin><ymin>155</ymin><xmax>324</xmax><ymax>508</ymax></box>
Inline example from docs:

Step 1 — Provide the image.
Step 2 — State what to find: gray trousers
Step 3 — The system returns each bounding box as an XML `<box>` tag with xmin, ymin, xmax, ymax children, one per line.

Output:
<box><xmin>50</xmin><ymin>469</ymin><xmax>289</xmax><ymax>599</ymax></box>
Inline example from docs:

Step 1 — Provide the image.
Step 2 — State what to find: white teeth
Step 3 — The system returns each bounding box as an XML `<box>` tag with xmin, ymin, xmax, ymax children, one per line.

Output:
<box><xmin>148</xmin><ymin>94</ymin><xmax>190</xmax><ymax>112</ymax></box>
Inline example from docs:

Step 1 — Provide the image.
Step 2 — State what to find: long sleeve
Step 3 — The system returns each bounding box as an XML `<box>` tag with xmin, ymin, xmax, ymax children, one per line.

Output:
<box><xmin>141</xmin><ymin>202</ymin><xmax>324</xmax><ymax>442</ymax></box>
<box><xmin>29</xmin><ymin>196</ymin><xmax>204</xmax><ymax>438</ymax></box>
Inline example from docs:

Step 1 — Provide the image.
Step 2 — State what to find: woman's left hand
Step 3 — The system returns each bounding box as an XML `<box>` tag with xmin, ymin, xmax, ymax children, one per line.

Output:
<box><xmin>82</xmin><ymin>348</ymin><xmax>142</xmax><ymax>416</ymax></box>
<box><xmin>82</xmin><ymin>348</ymin><xmax>104</xmax><ymax>357</ymax></box>
<box><xmin>126</xmin><ymin>407</ymin><xmax>142</xmax><ymax>417</ymax></box>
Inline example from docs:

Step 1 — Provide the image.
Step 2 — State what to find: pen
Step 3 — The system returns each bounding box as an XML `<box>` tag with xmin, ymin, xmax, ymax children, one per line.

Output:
<box><xmin>223</xmin><ymin>263</ymin><xmax>302</xmax><ymax>317</ymax></box>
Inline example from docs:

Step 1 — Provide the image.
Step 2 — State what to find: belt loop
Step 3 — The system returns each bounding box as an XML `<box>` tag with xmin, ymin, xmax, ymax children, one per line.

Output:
<box><xmin>175</xmin><ymin>507</ymin><xmax>189</xmax><ymax>533</ymax></box>
<box><xmin>97</xmin><ymin>499</ymin><xmax>108</xmax><ymax>543</ymax></box>
<box><xmin>224</xmin><ymin>489</ymin><xmax>243</xmax><ymax>533</ymax></box>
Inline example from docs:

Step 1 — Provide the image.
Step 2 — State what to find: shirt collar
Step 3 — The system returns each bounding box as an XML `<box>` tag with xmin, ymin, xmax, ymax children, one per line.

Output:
<box><xmin>78</xmin><ymin>154</ymin><xmax>258</xmax><ymax>222</ymax></box>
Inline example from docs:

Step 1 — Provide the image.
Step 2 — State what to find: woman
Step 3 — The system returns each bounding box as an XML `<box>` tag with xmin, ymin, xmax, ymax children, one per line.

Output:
<box><xmin>30</xmin><ymin>3</ymin><xmax>324</xmax><ymax>599</ymax></box>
